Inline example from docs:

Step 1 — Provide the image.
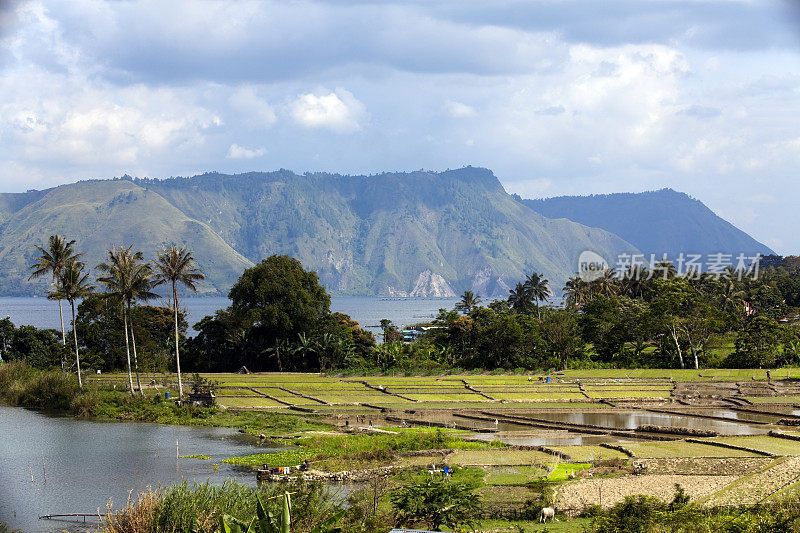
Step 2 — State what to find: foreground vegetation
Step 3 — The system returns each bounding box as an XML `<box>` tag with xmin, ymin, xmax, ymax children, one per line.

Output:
<box><xmin>102</xmin><ymin>477</ymin><xmax>800</xmax><ymax>532</ymax></box>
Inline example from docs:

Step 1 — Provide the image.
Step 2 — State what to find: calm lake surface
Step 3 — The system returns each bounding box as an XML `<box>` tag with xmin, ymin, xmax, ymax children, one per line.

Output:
<box><xmin>0</xmin><ymin>404</ymin><xmax>272</xmax><ymax>532</ymax></box>
<box><xmin>0</xmin><ymin>296</ymin><xmax>458</xmax><ymax>338</ymax></box>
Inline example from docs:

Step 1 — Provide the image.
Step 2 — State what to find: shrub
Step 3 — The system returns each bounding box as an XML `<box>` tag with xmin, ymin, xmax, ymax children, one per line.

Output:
<box><xmin>595</xmin><ymin>495</ymin><xmax>666</xmax><ymax>533</ymax></box>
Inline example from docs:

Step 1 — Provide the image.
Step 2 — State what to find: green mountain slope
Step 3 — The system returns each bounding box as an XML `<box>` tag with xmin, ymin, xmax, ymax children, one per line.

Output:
<box><xmin>142</xmin><ymin>167</ymin><xmax>637</xmax><ymax>296</ymax></box>
<box><xmin>522</xmin><ymin>189</ymin><xmax>774</xmax><ymax>260</ymax></box>
<box><xmin>0</xmin><ymin>180</ymin><xmax>252</xmax><ymax>296</ymax></box>
<box><xmin>0</xmin><ymin>168</ymin><xmax>637</xmax><ymax>296</ymax></box>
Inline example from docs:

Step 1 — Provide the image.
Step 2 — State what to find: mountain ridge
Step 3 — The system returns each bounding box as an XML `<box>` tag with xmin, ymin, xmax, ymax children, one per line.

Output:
<box><xmin>0</xmin><ymin>168</ymin><xmax>637</xmax><ymax>297</ymax></box>
<box><xmin>521</xmin><ymin>188</ymin><xmax>773</xmax><ymax>261</ymax></box>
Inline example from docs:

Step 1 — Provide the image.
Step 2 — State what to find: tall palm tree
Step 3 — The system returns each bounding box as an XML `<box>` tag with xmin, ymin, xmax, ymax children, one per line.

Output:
<box><xmin>49</xmin><ymin>260</ymin><xmax>94</xmax><ymax>388</ymax></box>
<box><xmin>508</xmin><ymin>282</ymin><xmax>530</xmax><ymax>313</ymax></box>
<box><xmin>524</xmin><ymin>272</ymin><xmax>550</xmax><ymax>319</ymax></box>
<box><xmin>153</xmin><ymin>245</ymin><xmax>204</xmax><ymax>399</ymax></box>
<box><xmin>563</xmin><ymin>276</ymin><xmax>590</xmax><ymax>307</ymax></box>
<box><xmin>592</xmin><ymin>268</ymin><xmax>619</xmax><ymax>297</ymax></box>
<box><xmin>29</xmin><ymin>235</ymin><xmax>82</xmax><ymax>362</ymax></box>
<box><xmin>97</xmin><ymin>246</ymin><xmax>159</xmax><ymax>396</ymax></box>
<box><xmin>456</xmin><ymin>290</ymin><xmax>482</xmax><ymax>314</ymax></box>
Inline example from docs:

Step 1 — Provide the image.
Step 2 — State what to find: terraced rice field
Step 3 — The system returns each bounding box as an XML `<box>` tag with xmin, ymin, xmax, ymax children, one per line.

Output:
<box><xmin>622</xmin><ymin>441</ymin><xmax>759</xmax><ymax>458</ymax></box>
<box><xmin>702</xmin><ymin>436</ymin><xmax>800</xmax><ymax>456</ymax></box>
<box><xmin>549</xmin><ymin>445</ymin><xmax>629</xmax><ymax>461</ymax></box>
<box><xmin>446</xmin><ymin>449</ymin><xmax>557</xmax><ymax>466</ymax></box>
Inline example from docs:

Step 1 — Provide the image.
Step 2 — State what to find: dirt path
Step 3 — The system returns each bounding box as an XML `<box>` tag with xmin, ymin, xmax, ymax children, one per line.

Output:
<box><xmin>557</xmin><ymin>474</ymin><xmax>739</xmax><ymax>511</ymax></box>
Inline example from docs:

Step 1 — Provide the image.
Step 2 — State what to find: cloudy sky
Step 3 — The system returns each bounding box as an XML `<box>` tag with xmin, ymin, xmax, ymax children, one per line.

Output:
<box><xmin>1</xmin><ymin>0</ymin><xmax>799</xmax><ymax>253</ymax></box>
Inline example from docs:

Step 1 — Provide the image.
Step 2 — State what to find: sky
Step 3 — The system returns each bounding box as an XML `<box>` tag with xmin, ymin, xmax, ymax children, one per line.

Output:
<box><xmin>1</xmin><ymin>0</ymin><xmax>799</xmax><ymax>254</ymax></box>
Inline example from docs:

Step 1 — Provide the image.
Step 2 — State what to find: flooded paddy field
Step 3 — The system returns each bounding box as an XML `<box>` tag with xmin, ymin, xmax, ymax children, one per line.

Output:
<box><xmin>69</xmin><ymin>370</ymin><xmax>800</xmax><ymax>520</ymax></box>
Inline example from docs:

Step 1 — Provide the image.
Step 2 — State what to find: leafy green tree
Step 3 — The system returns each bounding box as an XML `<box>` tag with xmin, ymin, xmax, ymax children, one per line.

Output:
<box><xmin>391</xmin><ymin>476</ymin><xmax>481</xmax><ymax>531</ymax></box>
<box><xmin>188</xmin><ymin>256</ymin><xmax>335</xmax><ymax>372</ymax></box>
<box><xmin>75</xmin><ymin>295</ymin><xmax>187</xmax><ymax>372</ymax></box>
<box><xmin>229</xmin><ymin>255</ymin><xmax>330</xmax><ymax>344</ymax></box>
<box><xmin>49</xmin><ymin>260</ymin><xmax>95</xmax><ymax>387</ymax></box>
<box><xmin>730</xmin><ymin>316</ymin><xmax>783</xmax><ymax>368</ymax></box>
<box><xmin>4</xmin><ymin>324</ymin><xmax>67</xmax><ymax>369</ymax></box>
<box><xmin>28</xmin><ymin>235</ymin><xmax>82</xmax><ymax>365</ymax></box>
<box><xmin>649</xmin><ymin>279</ymin><xmax>704</xmax><ymax>369</ymax></box>
<box><xmin>153</xmin><ymin>245</ymin><xmax>205</xmax><ymax>399</ymax></box>
<box><xmin>580</xmin><ymin>296</ymin><xmax>628</xmax><ymax>363</ymax></box>
<box><xmin>0</xmin><ymin>318</ymin><xmax>15</xmax><ymax>363</ymax></box>
<box><xmin>541</xmin><ymin>308</ymin><xmax>584</xmax><ymax>370</ymax></box>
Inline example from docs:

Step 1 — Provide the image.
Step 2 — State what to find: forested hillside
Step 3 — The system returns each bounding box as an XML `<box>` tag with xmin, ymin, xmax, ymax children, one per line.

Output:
<box><xmin>0</xmin><ymin>168</ymin><xmax>636</xmax><ymax>296</ymax></box>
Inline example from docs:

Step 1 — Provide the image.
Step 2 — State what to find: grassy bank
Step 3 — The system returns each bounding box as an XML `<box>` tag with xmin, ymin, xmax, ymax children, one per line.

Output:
<box><xmin>0</xmin><ymin>362</ymin><xmax>330</xmax><ymax>436</ymax></box>
<box><xmin>224</xmin><ymin>427</ymin><xmax>504</xmax><ymax>470</ymax></box>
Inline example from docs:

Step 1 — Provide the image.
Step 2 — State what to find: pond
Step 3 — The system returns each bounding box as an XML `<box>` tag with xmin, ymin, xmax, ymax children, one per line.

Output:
<box><xmin>0</xmin><ymin>404</ymin><xmax>274</xmax><ymax>532</ymax></box>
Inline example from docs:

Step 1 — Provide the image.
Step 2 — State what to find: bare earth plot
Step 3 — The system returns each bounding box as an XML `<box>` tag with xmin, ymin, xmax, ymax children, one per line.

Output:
<box><xmin>557</xmin><ymin>474</ymin><xmax>739</xmax><ymax>510</ymax></box>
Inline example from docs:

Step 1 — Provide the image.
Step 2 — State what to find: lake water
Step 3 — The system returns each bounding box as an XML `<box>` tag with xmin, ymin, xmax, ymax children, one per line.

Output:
<box><xmin>0</xmin><ymin>296</ymin><xmax>459</xmax><ymax>338</ymax></box>
<box><xmin>0</xmin><ymin>404</ymin><xmax>272</xmax><ymax>532</ymax></box>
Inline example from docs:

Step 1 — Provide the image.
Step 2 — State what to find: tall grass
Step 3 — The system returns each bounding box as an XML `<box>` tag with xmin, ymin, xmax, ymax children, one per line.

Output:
<box><xmin>0</xmin><ymin>361</ymin><xmax>80</xmax><ymax>410</ymax></box>
<box><xmin>104</xmin><ymin>481</ymin><xmax>342</xmax><ymax>533</ymax></box>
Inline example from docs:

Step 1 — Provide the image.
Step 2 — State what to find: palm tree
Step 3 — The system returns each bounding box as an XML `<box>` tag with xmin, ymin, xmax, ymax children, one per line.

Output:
<box><xmin>592</xmin><ymin>268</ymin><xmax>619</xmax><ymax>297</ymax></box>
<box><xmin>653</xmin><ymin>259</ymin><xmax>678</xmax><ymax>280</ymax></box>
<box><xmin>456</xmin><ymin>290</ymin><xmax>482</xmax><ymax>314</ymax></box>
<box><xmin>49</xmin><ymin>260</ymin><xmax>94</xmax><ymax>388</ymax></box>
<box><xmin>29</xmin><ymin>235</ymin><xmax>82</xmax><ymax>363</ymax></box>
<box><xmin>563</xmin><ymin>276</ymin><xmax>590</xmax><ymax>307</ymax></box>
<box><xmin>97</xmin><ymin>246</ymin><xmax>159</xmax><ymax>396</ymax></box>
<box><xmin>507</xmin><ymin>282</ymin><xmax>530</xmax><ymax>313</ymax></box>
<box><xmin>153</xmin><ymin>245</ymin><xmax>204</xmax><ymax>399</ymax></box>
<box><xmin>524</xmin><ymin>272</ymin><xmax>550</xmax><ymax>319</ymax></box>
<box><xmin>293</xmin><ymin>332</ymin><xmax>318</xmax><ymax>370</ymax></box>
<box><xmin>620</xmin><ymin>265</ymin><xmax>649</xmax><ymax>298</ymax></box>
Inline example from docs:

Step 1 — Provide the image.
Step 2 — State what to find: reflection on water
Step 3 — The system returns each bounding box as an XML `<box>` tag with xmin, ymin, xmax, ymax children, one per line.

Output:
<box><xmin>0</xmin><ymin>404</ymin><xmax>274</xmax><ymax>532</ymax></box>
<box><xmin>703</xmin><ymin>409</ymin><xmax>779</xmax><ymax>424</ymax></box>
<box><xmin>468</xmin><ymin>432</ymin><xmax>630</xmax><ymax>446</ymax></box>
<box><xmin>513</xmin><ymin>410</ymin><xmax>764</xmax><ymax>435</ymax></box>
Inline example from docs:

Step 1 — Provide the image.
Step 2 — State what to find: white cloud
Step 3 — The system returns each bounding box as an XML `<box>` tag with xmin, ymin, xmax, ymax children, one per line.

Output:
<box><xmin>228</xmin><ymin>86</ymin><xmax>276</xmax><ymax>128</ymax></box>
<box><xmin>226</xmin><ymin>143</ymin><xmax>265</xmax><ymax>159</ymax></box>
<box><xmin>289</xmin><ymin>88</ymin><xmax>366</xmax><ymax>132</ymax></box>
<box><xmin>444</xmin><ymin>100</ymin><xmax>476</xmax><ymax>118</ymax></box>
<box><xmin>0</xmin><ymin>68</ymin><xmax>220</xmax><ymax>177</ymax></box>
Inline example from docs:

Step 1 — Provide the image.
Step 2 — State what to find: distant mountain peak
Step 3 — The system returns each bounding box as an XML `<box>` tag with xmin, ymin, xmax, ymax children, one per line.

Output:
<box><xmin>522</xmin><ymin>190</ymin><xmax>773</xmax><ymax>260</ymax></box>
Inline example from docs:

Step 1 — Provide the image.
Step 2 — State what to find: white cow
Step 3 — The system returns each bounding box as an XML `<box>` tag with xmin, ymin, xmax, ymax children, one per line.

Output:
<box><xmin>540</xmin><ymin>507</ymin><xmax>559</xmax><ymax>523</ymax></box>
